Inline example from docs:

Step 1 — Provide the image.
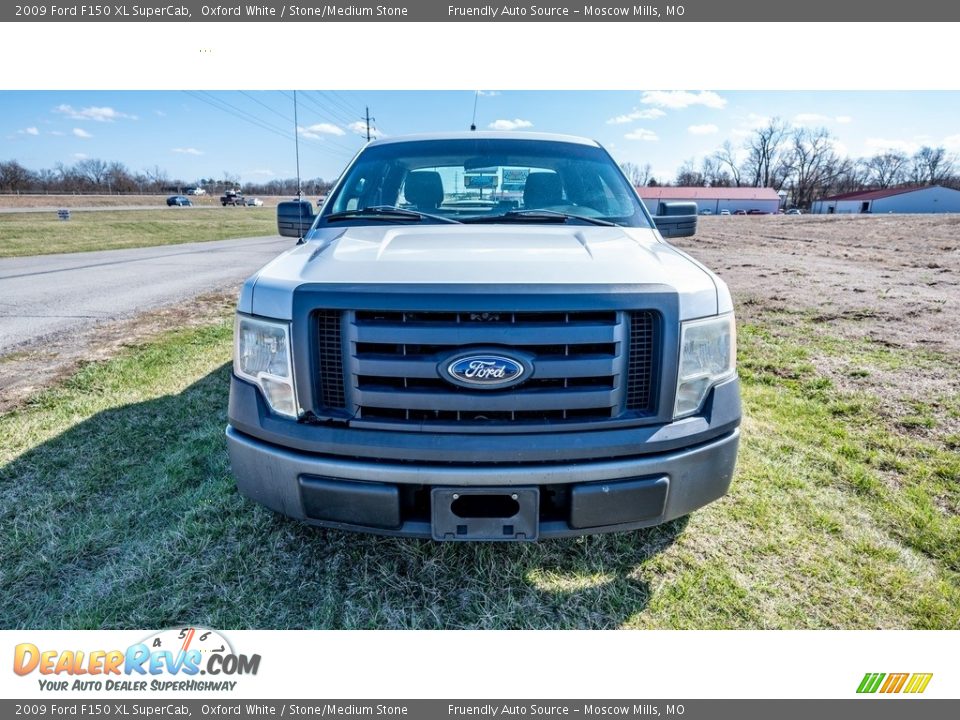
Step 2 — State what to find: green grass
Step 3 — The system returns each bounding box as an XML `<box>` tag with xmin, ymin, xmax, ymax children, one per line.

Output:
<box><xmin>1</xmin><ymin>311</ymin><xmax>958</xmax><ymax>629</ymax></box>
<box><xmin>0</xmin><ymin>208</ymin><xmax>276</xmax><ymax>257</ymax></box>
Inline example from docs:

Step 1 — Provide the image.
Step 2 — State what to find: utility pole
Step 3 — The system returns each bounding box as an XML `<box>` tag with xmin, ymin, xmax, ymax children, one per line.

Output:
<box><xmin>363</xmin><ymin>106</ymin><xmax>375</xmax><ymax>142</ymax></box>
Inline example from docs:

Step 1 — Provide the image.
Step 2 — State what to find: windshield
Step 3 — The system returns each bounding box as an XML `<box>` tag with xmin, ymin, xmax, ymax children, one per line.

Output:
<box><xmin>319</xmin><ymin>137</ymin><xmax>652</xmax><ymax>228</ymax></box>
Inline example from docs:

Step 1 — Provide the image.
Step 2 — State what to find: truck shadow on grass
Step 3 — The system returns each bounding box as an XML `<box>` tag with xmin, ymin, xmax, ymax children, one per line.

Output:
<box><xmin>1</xmin><ymin>362</ymin><xmax>687</xmax><ymax>630</ymax></box>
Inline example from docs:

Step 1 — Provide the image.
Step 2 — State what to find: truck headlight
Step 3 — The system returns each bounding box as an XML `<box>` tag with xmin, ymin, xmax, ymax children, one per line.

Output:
<box><xmin>674</xmin><ymin>313</ymin><xmax>736</xmax><ymax>419</ymax></box>
<box><xmin>234</xmin><ymin>315</ymin><xmax>298</xmax><ymax>419</ymax></box>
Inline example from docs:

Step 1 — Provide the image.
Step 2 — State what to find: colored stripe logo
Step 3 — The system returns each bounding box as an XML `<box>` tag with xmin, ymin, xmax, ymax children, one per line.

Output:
<box><xmin>857</xmin><ymin>673</ymin><xmax>933</xmax><ymax>694</ymax></box>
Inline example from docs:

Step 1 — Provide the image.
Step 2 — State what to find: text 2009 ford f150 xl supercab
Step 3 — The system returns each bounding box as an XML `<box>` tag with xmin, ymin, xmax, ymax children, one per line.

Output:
<box><xmin>227</xmin><ymin>132</ymin><xmax>740</xmax><ymax>540</ymax></box>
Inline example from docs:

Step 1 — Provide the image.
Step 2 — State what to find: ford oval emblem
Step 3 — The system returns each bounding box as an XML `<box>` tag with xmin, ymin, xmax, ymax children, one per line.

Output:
<box><xmin>441</xmin><ymin>350</ymin><xmax>532</xmax><ymax>390</ymax></box>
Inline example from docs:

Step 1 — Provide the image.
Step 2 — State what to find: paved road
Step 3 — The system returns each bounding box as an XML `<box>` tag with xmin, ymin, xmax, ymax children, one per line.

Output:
<box><xmin>0</xmin><ymin>235</ymin><xmax>292</xmax><ymax>355</ymax></box>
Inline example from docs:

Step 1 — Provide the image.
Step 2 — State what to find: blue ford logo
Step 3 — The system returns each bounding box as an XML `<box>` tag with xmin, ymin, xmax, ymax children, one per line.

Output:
<box><xmin>441</xmin><ymin>350</ymin><xmax>532</xmax><ymax>390</ymax></box>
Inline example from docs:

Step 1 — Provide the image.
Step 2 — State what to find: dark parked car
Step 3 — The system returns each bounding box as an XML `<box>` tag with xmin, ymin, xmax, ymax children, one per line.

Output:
<box><xmin>746</xmin><ymin>209</ymin><xmax>767</xmax><ymax>215</ymax></box>
<box><xmin>733</xmin><ymin>209</ymin><xmax>747</xmax><ymax>215</ymax></box>
<box><xmin>166</xmin><ymin>195</ymin><xmax>192</xmax><ymax>207</ymax></box>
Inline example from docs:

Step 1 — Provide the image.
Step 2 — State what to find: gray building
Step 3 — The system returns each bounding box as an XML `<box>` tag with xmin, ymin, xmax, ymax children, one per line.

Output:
<box><xmin>811</xmin><ymin>185</ymin><xmax>960</xmax><ymax>214</ymax></box>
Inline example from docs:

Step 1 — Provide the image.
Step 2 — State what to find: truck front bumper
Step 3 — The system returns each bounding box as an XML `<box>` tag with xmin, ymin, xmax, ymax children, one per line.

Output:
<box><xmin>226</xmin><ymin>375</ymin><xmax>741</xmax><ymax>539</ymax></box>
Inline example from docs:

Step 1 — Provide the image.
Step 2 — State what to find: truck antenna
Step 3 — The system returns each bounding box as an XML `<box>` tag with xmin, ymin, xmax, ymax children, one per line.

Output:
<box><xmin>293</xmin><ymin>90</ymin><xmax>302</xmax><ymax>198</ymax></box>
<box><xmin>470</xmin><ymin>91</ymin><xmax>479</xmax><ymax>131</ymax></box>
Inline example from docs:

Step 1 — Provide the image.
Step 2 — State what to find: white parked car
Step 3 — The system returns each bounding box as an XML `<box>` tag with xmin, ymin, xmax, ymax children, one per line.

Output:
<box><xmin>228</xmin><ymin>132</ymin><xmax>740</xmax><ymax>540</ymax></box>
<box><xmin>244</xmin><ymin>197</ymin><xmax>264</xmax><ymax>207</ymax></box>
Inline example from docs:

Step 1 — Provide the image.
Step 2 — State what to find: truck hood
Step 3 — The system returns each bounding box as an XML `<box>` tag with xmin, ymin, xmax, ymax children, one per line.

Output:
<box><xmin>245</xmin><ymin>224</ymin><xmax>722</xmax><ymax>320</ymax></box>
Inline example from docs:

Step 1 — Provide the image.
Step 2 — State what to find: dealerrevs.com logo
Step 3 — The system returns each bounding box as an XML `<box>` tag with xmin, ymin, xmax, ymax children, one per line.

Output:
<box><xmin>857</xmin><ymin>673</ymin><xmax>933</xmax><ymax>694</ymax></box>
<box><xmin>13</xmin><ymin>627</ymin><xmax>261</xmax><ymax>692</ymax></box>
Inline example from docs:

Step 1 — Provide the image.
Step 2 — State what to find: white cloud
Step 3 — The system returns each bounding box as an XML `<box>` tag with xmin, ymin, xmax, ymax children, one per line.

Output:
<box><xmin>172</xmin><ymin>147</ymin><xmax>203</xmax><ymax>155</ymax></box>
<box><xmin>943</xmin><ymin>134</ymin><xmax>960</xmax><ymax>151</ymax></box>
<box><xmin>55</xmin><ymin>104</ymin><xmax>137</xmax><ymax>122</ymax></box>
<box><xmin>488</xmin><ymin>118</ymin><xmax>533</xmax><ymax>131</ymax></box>
<box><xmin>72</xmin><ymin>153</ymin><xmax>88</xmax><ymax>160</ymax></box>
<box><xmin>49</xmin><ymin>130</ymin><xmax>65</xmax><ymax>136</ymax></box>
<box><xmin>828</xmin><ymin>138</ymin><xmax>850</xmax><ymax>158</ymax></box>
<box><xmin>298</xmin><ymin>123</ymin><xmax>345</xmax><ymax>139</ymax></box>
<box><xmin>606</xmin><ymin>108</ymin><xmax>666</xmax><ymax>124</ymax></box>
<box><xmin>477</xmin><ymin>90</ymin><xmax>500</xmax><ymax>97</ymax></box>
<box><xmin>730</xmin><ymin>113</ymin><xmax>773</xmax><ymax>138</ymax></box>
<box><xmin>688</xmin><ymin>124</ymin><xmax>719</xmax><ymax>135</ymax></box>
<box><xmin>347</xmin><ymin>120</ymin><xmax>368</xmax><ymax>134</ymax></box>
<box><xmin>625</xmin><ymin>128</ymin><xmax>659</xmax><ymax>142</ymax></box>
<box><xmin>743</xmin><ymin>113</ymin><xmax>771</xmax><ymax>129</ymax></box>
<box><xmin>18</xmin><ymin>127</ymin><xmax>40</xmax><ymax>135</ymax></box>
<box><xmin>72</xmin><ymin>128</ymin><xmax>92</xmax><ymax>138</ymax></box>
<box><xmin>793</xmin><ymin>113</ymin><xmax>830</xmax><ymax>126</ymax></box>
<box><xmin>641</xmin><ymin>90</ymin><xmax>726</xmax><ymax>110</ymax></box>
<box><xmin>865</xmin><ymin>137</ymin><xmax>921</xmax><ymax>154</ymax></box>
<box><xmin>793</xmin><ymin>113</ymin><xmax>855</xmax><ymax>127</ymax></box>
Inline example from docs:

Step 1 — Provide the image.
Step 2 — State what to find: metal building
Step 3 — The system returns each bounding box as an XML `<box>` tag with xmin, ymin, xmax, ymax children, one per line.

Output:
<box><xmin>636</xmin><ymin>186</ymin><xmax>781</xmax><ymax>215</ymax></box>
<box><xmin>810</xmin><ymin>185</ymin><xmax>960</xmax><ymax>214</ymax></box>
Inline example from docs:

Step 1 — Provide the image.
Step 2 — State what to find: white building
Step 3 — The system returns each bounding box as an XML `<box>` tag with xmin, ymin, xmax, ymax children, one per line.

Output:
<box><xmin>811</xmin><ymin>185</ymin><xmax>960</xmax><ymax>214</ymax></box>
<box><xmin>636</xmin><ymin>186</ymin><xmax>781</xmax><ymax>215</ymax></box>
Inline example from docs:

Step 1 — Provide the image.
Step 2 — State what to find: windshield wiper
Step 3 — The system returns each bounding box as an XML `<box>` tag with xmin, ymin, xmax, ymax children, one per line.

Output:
<box><xmin>324</xmin><ymin>206</ymin><xmax>461</xmax><ymax>224</ymax></box>
<box><xmin>463</xmin><ymin>209</ymin><xmax>618</xmax><ymax>226</ymax></box>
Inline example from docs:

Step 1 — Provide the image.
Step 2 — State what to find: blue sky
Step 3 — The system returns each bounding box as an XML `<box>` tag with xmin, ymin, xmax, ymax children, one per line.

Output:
<box><xmin>3</xmin><ymin>90</ymin><xmax>960</xmax><ymax>184</ymax></box>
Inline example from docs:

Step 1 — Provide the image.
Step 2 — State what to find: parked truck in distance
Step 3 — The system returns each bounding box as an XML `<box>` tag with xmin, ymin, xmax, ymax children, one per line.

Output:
<box><xmin>227</xmin><ymin>132</ymin><xmax>741</xmax><ymax>541</ymax></box>
<box><xmin>221</xmin><ymin>190</ymin><xmax>245</xmax><ymax>206</ymax></box>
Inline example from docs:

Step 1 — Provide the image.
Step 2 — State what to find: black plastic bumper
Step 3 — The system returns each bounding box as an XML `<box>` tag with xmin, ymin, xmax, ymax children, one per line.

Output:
<box><xmin>226</xmin><ymin>375</ymin><xmax>741</xmax><ymax>539</ymax></box>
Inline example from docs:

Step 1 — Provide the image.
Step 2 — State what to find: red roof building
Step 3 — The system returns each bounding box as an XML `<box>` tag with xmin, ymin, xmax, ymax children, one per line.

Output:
<box><xmin>636</xmin><ymin>186</ymin><xmax>781</xmax><ymax>214</ymax></box>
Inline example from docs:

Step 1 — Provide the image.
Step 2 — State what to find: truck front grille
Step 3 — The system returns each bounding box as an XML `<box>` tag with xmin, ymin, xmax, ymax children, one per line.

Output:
<box><xmin>315</xmin><ymin>308</ymin><xmax>659</xmax><ymax>429</ymax></box>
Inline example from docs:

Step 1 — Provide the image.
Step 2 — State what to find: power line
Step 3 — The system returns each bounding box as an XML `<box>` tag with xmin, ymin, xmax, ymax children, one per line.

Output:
<box><xmin>288</xmin><ymin>92</ymin><xmax>365</xmax><ymax>154</ymax></box>
<box><xmin>239</xmin><ymin>90</ymin><xmax>293</xmax><ymax>124</ymax></box>
<box><xmin>305</xmin><ymin>91</ymin><xmax>357</xmax><ymax>126</ymax></box>
<box><xmin>318</xmin><ymin>91</ymin><xmax>365</xmax><ymax>124</ymax></box>
<box><xmin>183</xmin><ymin>91</ymin><xmax>353</xmax><ymax>163</ymax></box>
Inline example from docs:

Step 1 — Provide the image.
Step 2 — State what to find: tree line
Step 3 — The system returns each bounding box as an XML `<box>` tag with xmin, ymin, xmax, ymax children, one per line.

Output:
<box><xmin>0</xmin><ymin>158</ymin><xmax>333</xmax><ymax>197</ymax></box>
<box><xmin>621</xmin><ymin>118</ymin><xmax>959</xmax><ymax>208</ymax></box>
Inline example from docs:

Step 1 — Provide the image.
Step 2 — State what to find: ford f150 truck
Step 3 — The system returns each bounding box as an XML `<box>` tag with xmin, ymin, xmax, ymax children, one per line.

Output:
<box><xmin>227</xmin><ymin>132</ymin><xmax>740</xmax><ymax>540</ymax></box>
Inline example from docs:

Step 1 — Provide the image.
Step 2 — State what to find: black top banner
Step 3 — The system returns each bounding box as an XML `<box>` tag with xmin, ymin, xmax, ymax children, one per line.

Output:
<box><xmin>3</xmin><ymin>0</ymin><xmax>953</xmax><ymax>22</ymax></box>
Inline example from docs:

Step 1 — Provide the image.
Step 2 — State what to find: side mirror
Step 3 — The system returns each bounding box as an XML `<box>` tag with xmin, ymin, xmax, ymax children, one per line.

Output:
<box><xmin>653</xmin><ymin>201</ymin><xmax>698</xmax><ymax>238</ymax></box>
<box><xmin>277</xmin><ymin>200</ymin><xmax>316</xmax><ymax>239</ymax></box>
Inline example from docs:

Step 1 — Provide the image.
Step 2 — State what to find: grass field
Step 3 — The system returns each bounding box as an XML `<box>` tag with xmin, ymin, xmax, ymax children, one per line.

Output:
<box><xmin>0</xmin><ymin>208</ymin><xmax>276</xmax><ymax>257</ymax></box>
<box><xmin>1</xmin><ymin>304</ymin><xmax>957</xmax><ymax>629</ymax></box>
<box><xmin>0</xmin><ymin>194</ymin><xmax>290</xmax><ymax>210</ymax></box>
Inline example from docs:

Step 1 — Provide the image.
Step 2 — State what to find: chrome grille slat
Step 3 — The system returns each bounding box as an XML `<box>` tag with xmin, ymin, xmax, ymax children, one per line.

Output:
<box><xmin>318</xmin><ymin>307</ymin><xmax>657</xmax><ymax>428</ymax></box>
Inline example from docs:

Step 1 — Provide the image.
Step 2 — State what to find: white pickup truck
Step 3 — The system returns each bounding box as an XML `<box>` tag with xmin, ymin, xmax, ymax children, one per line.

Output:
<box><xmin>227</xmin><ymin>132</ymin><xmax>740</xmax><ymax>540</ymax></box>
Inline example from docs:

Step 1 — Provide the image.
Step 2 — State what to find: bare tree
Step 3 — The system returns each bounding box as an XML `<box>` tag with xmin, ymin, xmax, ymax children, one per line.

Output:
<box><xmin>865</xmin><ymin>151</ymin><xmax>909</xmax><ymax>188</ymax></box>
<box><xmin>74</xmin><ymin>158</ymin><xmax>110</xmax><ymax>188</ymax></box>
<box><xmin>0</xmin><ymin>160</ymin><xmax>32</xmax><ymax>193</ymax></box>
<box><xmin>35</xmin><ymin>168</ymin><xmax>57</xmax><ymax>193</ymax></box>
<box><xmin>831</xmin><ymin>157</ymin><xmax>871</xmax><ymax>194</ymax></box>
<box><xmin>783</xmin><ymin>127</ymin><xmax>842</xmax><ymax>209</ymax></box>
<box><xmin>713</xmin><ymin>140</ymin><xmax>743</xmax><ymax>187</ymax></box>
<box><xmin>144</xmin><ymin>165</ymin><xmax>169</xmax><ymax>193</ymax></box>
<box><xmin>700</xmin><ymin>156</ymin><xmax>731</xmax><ymax>187</ymax></box>
<box><xmin>910</xmin><ymin>146</ymin><xmax>955</xmax><ymax>185</ymax></box>
<box><xmin>675</xmin><ymin>158</ymin><xmax>705</xmax><ymax>187</ymax></box>
<box><xmin>620</xmin><ymin>161</ymin><xmax>653</xmax><ymax>187</ymax></box>
<box><xmin>743</xmin><ymin>118</ymin><xmax>790</xmax><ymax>188</ymax></box>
